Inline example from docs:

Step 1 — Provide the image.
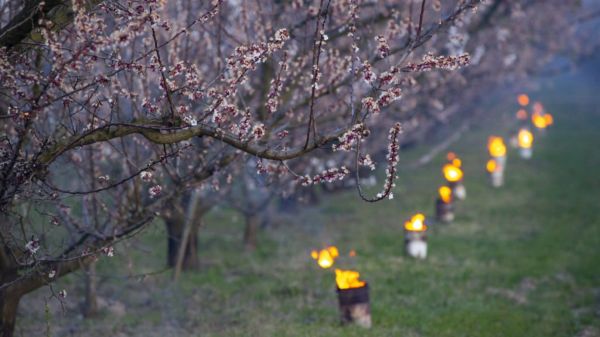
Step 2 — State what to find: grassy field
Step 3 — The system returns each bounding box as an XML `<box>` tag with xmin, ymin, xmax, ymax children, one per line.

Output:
<box><xmin>17</xmin><ymin>63</ymin><xmax>600</xmax><ymax>336</ymax></box>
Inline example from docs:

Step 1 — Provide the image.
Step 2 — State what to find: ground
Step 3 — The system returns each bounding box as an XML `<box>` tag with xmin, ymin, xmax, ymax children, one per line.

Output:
<box><xmin>16</xmin><ymin>60</ymin><xmax>600</xmax><ymax>336</ymax></box>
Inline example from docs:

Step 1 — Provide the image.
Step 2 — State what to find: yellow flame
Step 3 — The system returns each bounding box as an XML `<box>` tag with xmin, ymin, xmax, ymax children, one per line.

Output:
<box><xmin>439</xmin><ymin>186</ymin><xmax>452</xmax><ymax>204</ymax></box>
<box><xmin>516</xmin><ymin>109</ymin><xmax>528</xmax><ymax>120</ymax></box>
<box><xmin>486</xmin><ymin>159</ymin><xmax>498</xmax><ymax>173</ymax></box>
<box><xmin>544</xmin><ymin>113</ymin><xmax>554</xmax><ymax>126</ymax></box>
<box><xmin>443</xmin><ymin>164</ymin><xmax>463</xmax><ymax>183</ymax></box>
<box><xmin>518</xmin><ymin>129</ymin><xmax>534</xmax><ymax>149</ymax></box>
<box><xmin>452</xmin><ymin>158</ymin><xmax>462</xmax><ymax>168</ymax></box>
<box><xmin>517</xmin><ymin>94</ymin><xmax>530</xmax><ymax>106</ymax></box>
<box><xmin>311</xmin><ymin>246</ymin><xmax>339</xmax><ymax>269</ymax></box>
<box><xmin>488</xmin><ymin>136</ymin><xmax>506</xmax><ymax>158</ymax></box>
<box><xmin>532</xmin><ymin>112</ymin><xmax>547</xmax><ymax>129</ymax></box>
<box><xmin>404</xmin><ymin>213</ymin><xmax>427</xmax><ymax>232</ymax></box>
<box><xmin>335</xmin><ymin>269</ymin><xmax>366</xmax><ymax>289</ymax></box>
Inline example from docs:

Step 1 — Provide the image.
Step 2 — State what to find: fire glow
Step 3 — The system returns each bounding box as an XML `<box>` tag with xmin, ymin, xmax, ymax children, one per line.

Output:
<box><xmin>443</xmin><ymin>164</ymin><xmax>463</xmax><ymax>183</ymax></box>
<box><xmin>311</xmin><ymin>246</ymin><xmax>339</xmax><ymax>269</ymax></box>
<box><xmin>486</xmin><ymin>159</ymin><xmax>499</xmax><ymax>173</ymax></box>
<box><xmin>518</xmin><ymin>94</ymin><xmax>530</xmax><ymax>106</ymax></box>
<box><xmin>518</xmin><ymin>129</ymin><xmax>534</xmax><ymax>149</ymax></box>
<box><xmin>335</xmin><ymin>269</ymin><xmax>366</xmax><ymax>290</ymax></box>
<box><xmin>404</xmin><ymin>213</ymin><xmax>427</xmax><ymax>232</ymax></box>
<box><xmin>447</xmin><ymin>152</ymin><xmax>462</xmax><ymax>167</ymax></box>
<box><xmin>516</xmin><ymin>109</ymin><xmax>528</xmax><ymax>120</ymax></box>
<box><xmin>532</xmin><ymin>112</ymin><xmax>548</xmax><ymax>129</ymax></box>
<box><xmin>488</xmin><ymin>136</ymin><xmax>507</xmax><ymax>158</ymax></box>
<box><xmin>439</xmin><ymin>186</ymin><xmax>452</xmax><ymax>204</ymax></box>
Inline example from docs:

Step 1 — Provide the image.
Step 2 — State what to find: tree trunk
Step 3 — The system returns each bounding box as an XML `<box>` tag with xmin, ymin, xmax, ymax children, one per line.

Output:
<box><xmin>166</xmin><ymin>218</ymin><xmax>200</xmax><ymax>270</ymax></box>
<box><xmin>0</xmin><ymin>266</ymin><xmax>20</xmax><ymax>337</ymax></box>
<box><xmin>82</xmin><ymin>261</ymin><xmax>98</xmax><ymax>317</ymax></box>
<box><xmin>243</xmin><ymin>213</ymin><xmax>260</xmax><ymax>251</ymax></box>
<box><xmin>0</xmin><ymin>292</ymin><xmax>19</xmax><ymax>337</ymax></box>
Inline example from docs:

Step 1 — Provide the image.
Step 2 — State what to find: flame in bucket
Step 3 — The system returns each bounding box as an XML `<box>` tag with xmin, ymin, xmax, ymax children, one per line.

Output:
<box><xmin>486</xmin><ymin>159</ymin><xmax>499</xmax><ymax>173</ymax></box>
<box><xmin>443</xmin><ymin>164</ymin><xmax>463</xmax><ymax>182</ymax></box>
<box><xmin>518</xmin><ymin>129</ymin><xmax>534</xmax><ymax>149</ymax></box>
<box><xmin>404</xmin><ymin>213</ymin><xmax>427</xmax><ymax>232</ymax></box>
<box><xmin>335</xmin><ymin>269</ymin><xmax>366</xmax><ymax>289</ymax></box>
<box><xmin>311</xmin><ymin>246</ymin><xmax>339</xmax><ymax>269</ymax></box>
<box><xmin>517</xmin><ymin>94</ymin><xmax>530</xmax><ymax>106</ymax></box>
<box><xmin>532</xmin><ymin>112</ymin><xmax>547</xmax><ymax>129</ymax></box>
<box><xmin>488</xmin><ymin>136</ymin><xmax>506</xmax><ymax>158</ymax></box>
<box><xmin>439</xmin><ymin>186</ymin><xmax>452</xmax><ymax>204</ymax></box>
<box><xmin>447</xmin><ymin>152</ymin><xmax>462</xmax><ymax>167</ymax></box>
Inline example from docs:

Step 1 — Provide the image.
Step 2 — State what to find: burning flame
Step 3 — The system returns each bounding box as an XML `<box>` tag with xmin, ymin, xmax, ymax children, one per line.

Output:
<box><xmin>335</xmin><ymin>269</ymin><xmax>366</xmax><ymax>290</ymax></box>
<box><xmin>311</xmin><ymin>246</ymin><xmax>339</xmax><ymax>269</ymax></box>
<box><xmin>518</xmin><ymin>129</ymin><xmax>534</xmax><ymax>149</ymax></box>
<box><xmin>532</xmin><ymin>112</ymin><xmax>547</xmax><ymax>129</ymax></box>
<box><xmin>486</xmin><ymin>159</ymin><xmax>498</xmax><ymax>173</ymax></box>
<box><xmin>544</xmin><ymin>113</ymin><xmax>554</xmax><ymax>126</ymax></box>
<box><xmin>488</xmin><ymin>136</ymin><xmax>506</xmax><ymax>158</ymax></box>
<box><xmin>439</xmin><ymin>186</ymin><xmax>452</xmax><ymax>204</ymax></box>
<box><xmin>517</xmin><ymin>94</ymin><xmax>530</xmax><ymax>106</ymax></box>
<box><xmin>446</xmin><ymin>152</ymin><xmax>461</xmax><ymax>167</ymax></box>
<box><xmin>516</xmin><ymin>109</ymin><xmax>528</xmax><ymax>120</ymax></box>
<box><xmin>349</xmin><ymin>249</ymin><xmax>356</xmax><ymax>257</ymax></box>
<box><xmin>443</xmin><ymin>164</ymin><xmax>463</xmax><ymax>182</ymax></box>
<box><xmin>404</xmin><ymin>213</ymin><xmax>427</xmax><ymax>232</ymax></box>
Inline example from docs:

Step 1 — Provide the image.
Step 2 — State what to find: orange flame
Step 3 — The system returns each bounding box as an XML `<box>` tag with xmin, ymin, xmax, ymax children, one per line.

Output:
<box><xmin>443</xmin><ymin>164</ymin><xmax>463</xmax><ymax>183</ymax></box>
<box><xmin>452</xmin><ymin>158</ymin><xmax>462</xmax><ymax>168</ymax></box>
<box><xmin>311</xmin><ymin>246</ymin><xmax>339</xmax><ymax>269</ymax></box>
<box><xmin>488</xmin><ymin>136</ymin><xmax>507</xmax><ymax>158</ymax></box>
<box><xmin>439</xmin><ymin>186</ymin><xmax>452</xmax><ymax>204</ymax></box>
<box><xmin>517</xmin><ymin>94</ymin><xmax>530</xmax><ymax>107</ymax></box>
<box><xmin>404</xmin><ymin>213</ymin><xmax>427</xmax><ymax>232</ymax></box>
<box><xmin>335</xmin><ymin>269</ymin><xmax>366</xmax><ymax>289</ymax></box>
<box><xmin>544</xmin><ymin>113</ymin><xmax>554</xmax><ymax>126</ymax></box>
<box><xmin>516</xmin><ymin>109</ymin><xmax>528</xmax><ymax>120</ymax></box>
<box><xmin>486</xmin><ymin>159</ymin><xmax>498</xmax><ymax>173</ymax></box>
<box><xmin>349</xmin><ymin>249</ymin><xmax>356</xmax><ymax>257</ymax></box>
<box><xmin>518</xmin><ymin>129</ymin><xmax>534</xmax><ymax>149</ymax></box>
<box><xmin>532</xmin><ymin>112</ymin><xmax>547</xmax><ymax>129</ymax></box>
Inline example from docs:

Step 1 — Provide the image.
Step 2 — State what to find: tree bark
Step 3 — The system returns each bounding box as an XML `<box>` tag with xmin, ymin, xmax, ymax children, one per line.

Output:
<box><xmin>0</xmin><ymin>266</ymin><xmax>19</xmax><ymax>337</ymax></box>
<box><xmin>82</xmin><ymin>261</ymin><xmax>98</xmax><ymax>317</ymax></box>
<box><xmin>0</xmin><ymin>291</ymin><xmax>19</xmax><ymax>337</ymax></box>
<box><xmin>243</xmin><ymin>213</ymin><xmax>260</xmax><ymax>251</ymax></box>
<box><xmin>166</xmin><ymin>217</ymin><xmax>200</xmax><ymax>271</ymax></box>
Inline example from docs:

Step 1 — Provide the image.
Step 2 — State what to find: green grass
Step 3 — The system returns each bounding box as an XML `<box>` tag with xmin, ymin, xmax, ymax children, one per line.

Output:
<box><xmin>17</xmin><ymin>66</ymin><xmax>600</xmax><ymax>337</ymax></box>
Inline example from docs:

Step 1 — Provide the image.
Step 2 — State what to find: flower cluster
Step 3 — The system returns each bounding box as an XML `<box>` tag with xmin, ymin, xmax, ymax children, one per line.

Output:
<box><xmin>361</xmin><ymin>87</ymin><xmax>402</xmax><ymax>114</ymax></box>
<box><xmin>361</xmin><ymin>60</ymin><xmax>376</xmax><ymax>84</ymax></box>
<box><xmin>298</xmin><ymin>167</ymin><xmax>350</xmax><ymax>186</ymax></box>
<box><xmin>25</xmin><ymin>237</ymin><xmax>40</xmax><ymax>254</ymax></box>
<box><xmin>333</xmin><ymin>123</ymin><xmax>369</xmax><ymax>151</ymax></box>
<box><xmin>359</xmin><ymin>154</ymin><xmax>376</xmax><ymax>171</ymax></box>
<box><xmin>149</xmin><ymin>185</ymin><xmax>162</xmax><ymax>198</ymax></box>
<box><xmin>265</xmin><ymin>53</ymin><xmax>288</xmax><ymax>114</ymax></box>
<box><xmin>375</xmin><ymin>35</ymin><xmax>390</xmax><ymax>58</ymax></box>
<box><xmin>404</xmin><ymin>53</ymin><xmax>471</xmax><ymax>72</ymax></box>
<box><xmin>140</xmin><ymin>171</ymin><xmax>153</xmax><ymax>182</ymax></box>
<box><xmin>101</xmin><ymin>246</ymin><xmax>114</xmax><ymax>257</ymax></box>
